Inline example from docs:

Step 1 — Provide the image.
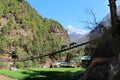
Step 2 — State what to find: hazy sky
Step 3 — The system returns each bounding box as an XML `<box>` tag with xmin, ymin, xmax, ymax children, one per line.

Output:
<box><xmin>26</xmin><ymin>0</ymin><xmax>120</xmax><ymax>33</ymax></box>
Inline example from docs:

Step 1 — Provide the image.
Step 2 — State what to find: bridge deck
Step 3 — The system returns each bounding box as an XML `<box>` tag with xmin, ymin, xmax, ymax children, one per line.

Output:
<box><xmin>16</xmin><ymin>39</ymin><xmax>96</xmax><ymax>61</ymax></box>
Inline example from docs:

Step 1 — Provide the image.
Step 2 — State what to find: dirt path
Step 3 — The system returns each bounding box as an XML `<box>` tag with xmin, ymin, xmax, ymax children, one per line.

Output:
<box><xmin>0</xmin><ymin>75</ymin><xmax>17</xmax><ymax>80</ymax></box>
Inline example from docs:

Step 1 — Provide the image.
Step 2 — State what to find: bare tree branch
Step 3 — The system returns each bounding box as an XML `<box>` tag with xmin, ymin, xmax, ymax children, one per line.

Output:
<box><xmin>85</xmin><ymin>9</ymin><xmax>98</xmax><ymax>25</ymax></box>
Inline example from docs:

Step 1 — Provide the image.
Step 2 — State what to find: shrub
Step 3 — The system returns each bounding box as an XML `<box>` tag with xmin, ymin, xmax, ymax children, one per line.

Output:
<box><xmin>14</xmin><ymin>62</ymin><xmax>24</xmax><ymax>69</ymax></box>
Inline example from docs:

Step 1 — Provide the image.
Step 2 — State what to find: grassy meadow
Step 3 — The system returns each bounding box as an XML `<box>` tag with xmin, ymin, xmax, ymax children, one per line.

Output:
<box><xmin>0</xmin><ymin>67</ymin><xmax>85</xmax><ymax>80</ymax></box>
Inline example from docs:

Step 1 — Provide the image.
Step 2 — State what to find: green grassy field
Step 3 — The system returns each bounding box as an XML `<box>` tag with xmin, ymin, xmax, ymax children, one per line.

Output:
<box><xmin>0</xmin><ymin>67</ymin><xmax>85</xmax><ymax>80</ymax></box>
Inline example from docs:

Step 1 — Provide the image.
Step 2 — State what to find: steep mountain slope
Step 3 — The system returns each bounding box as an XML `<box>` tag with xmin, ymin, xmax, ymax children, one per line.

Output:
<box><xmin>77</xmin><ymin>6</ymin><xmax>120</xmax><ymax>44</ymax></box>
<box><xmin>100</xmin><ymin>6</ymin><xmax>120</xmax><ymax>27</ymax></box>
<box><xmin>0</xmin><ymin>0</ymin><xmax>69</xmax><ymax>68</ymax></box>
<box><xmin>69</xmin><ymin>33</ymin><xmax>84</xmax><ymax>42</ymax></box>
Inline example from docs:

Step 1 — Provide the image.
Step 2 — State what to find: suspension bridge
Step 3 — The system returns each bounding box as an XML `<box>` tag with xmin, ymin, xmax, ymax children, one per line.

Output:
<box><xmin>16</xmin><ymin>38</ymin><xmax>97</xmax><ymax>62</ymax></box>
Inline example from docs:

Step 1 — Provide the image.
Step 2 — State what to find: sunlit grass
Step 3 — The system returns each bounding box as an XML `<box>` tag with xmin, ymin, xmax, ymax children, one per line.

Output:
<box><xmin>0</xmin><ymin>67</ymin><xmax>85</xmax><ymax>80</ymax></box>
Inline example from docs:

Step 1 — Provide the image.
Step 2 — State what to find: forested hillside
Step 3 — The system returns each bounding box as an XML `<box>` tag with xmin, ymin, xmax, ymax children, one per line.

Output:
<box><xmin>0</xmin><ymin>0</ymin><xmax>69</xmax><ymax>68</ymax></box>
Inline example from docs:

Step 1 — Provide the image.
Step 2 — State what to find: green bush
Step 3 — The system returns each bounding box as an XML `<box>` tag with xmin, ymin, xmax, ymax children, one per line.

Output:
<box><xmin>24</xmin><ymin>60</ymin><xmax>33</xmax><ymax>68</ymax></box>
<box><xmin>0</xmin><ymin>62</ymin><xmax>8</xmax><ymax>69</ymax></box>
<box><xmin>14</xmin><ymin>62</ymin><xmax>24</xmax><ymax>69</ymax></box>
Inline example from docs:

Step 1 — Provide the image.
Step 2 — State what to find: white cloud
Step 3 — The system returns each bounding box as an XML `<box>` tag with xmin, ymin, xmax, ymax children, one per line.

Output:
<box><xmin>66</xmin><ymin>25</ymin><xmax>88</xmax><ymax>35</ymax></box>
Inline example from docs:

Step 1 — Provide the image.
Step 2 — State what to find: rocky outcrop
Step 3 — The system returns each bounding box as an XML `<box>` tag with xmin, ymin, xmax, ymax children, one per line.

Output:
<box><xmin>81</xmin><ymin>57</ymin><xmax>120</xmax><ymax>80</ymax></box>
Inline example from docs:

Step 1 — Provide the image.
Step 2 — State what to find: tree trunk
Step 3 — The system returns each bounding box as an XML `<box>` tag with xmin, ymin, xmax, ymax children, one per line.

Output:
<box><xmin>109</xmin><ymin>0</ymin><xmax>119</xmax><ymax>27</ymax></box>
<box><xmin>109</xmin><ymin>0</ymin><xmax>120</xmax><ymax>37</ymax></box>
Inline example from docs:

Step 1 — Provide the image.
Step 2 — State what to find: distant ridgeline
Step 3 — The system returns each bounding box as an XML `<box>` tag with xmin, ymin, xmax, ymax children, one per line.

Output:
<box><xmin>89</xmin><ymin>6</ymin><xmax>120</xmax><ymax>40</ymax></box>
<box><xmin>0</xmin><ymin>0</ymin><xmax>69</xmax><ymax>68</ymax></box>
<box><xmin>84</xmin><ymin>5</ymin><xmax>120</xmax><ymax>58</ymax></box>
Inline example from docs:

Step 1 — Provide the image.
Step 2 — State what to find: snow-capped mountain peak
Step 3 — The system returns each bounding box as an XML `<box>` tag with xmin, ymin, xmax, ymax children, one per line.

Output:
<box><xmin>66</xmin><ymin>25</ymin><xmax>88</xmax><ymax>42</ymax></box>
